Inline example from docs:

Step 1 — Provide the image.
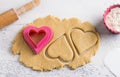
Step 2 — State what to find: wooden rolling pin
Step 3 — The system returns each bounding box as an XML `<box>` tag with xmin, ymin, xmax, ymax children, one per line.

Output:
<box><xmin>0</xmin><ymin>0</ymin><xmax>40</xmax><ymax>29</ymax></box>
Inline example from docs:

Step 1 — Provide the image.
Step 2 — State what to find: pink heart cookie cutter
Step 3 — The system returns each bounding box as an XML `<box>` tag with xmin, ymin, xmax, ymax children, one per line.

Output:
<box><xmin>23</xmin><ymin>26</ymin><xmax>53</xmax><ymax>54</ymax></box>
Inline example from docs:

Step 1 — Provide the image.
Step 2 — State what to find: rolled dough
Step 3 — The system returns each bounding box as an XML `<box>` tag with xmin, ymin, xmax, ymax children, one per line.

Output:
<box><xmin>12</xmin><ymin>16</ymin><xmax>100</xmax><ymax>71</ymax></box>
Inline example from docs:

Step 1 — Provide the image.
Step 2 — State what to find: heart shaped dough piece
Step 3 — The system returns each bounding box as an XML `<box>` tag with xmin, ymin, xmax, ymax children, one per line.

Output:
<box><xmin>71</xmin><ymin>29</ymin><xmax>97</xmax><ymax>54</ymax></box>
<box><xmin>47</xmin><ymin>35</ymin><xmax>73</xmax><ymax>62</ymax></box>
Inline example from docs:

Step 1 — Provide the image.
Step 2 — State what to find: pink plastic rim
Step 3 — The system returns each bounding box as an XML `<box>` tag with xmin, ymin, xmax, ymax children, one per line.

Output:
<box><xmin>23</xmin><ymin>26</ymin><xmax>54</xmax><ymax>54</ymax></box>
<box><xmin>103</xmin><ymin>4</ymin><xmax>120</xmax><ymax>34</ymax></box>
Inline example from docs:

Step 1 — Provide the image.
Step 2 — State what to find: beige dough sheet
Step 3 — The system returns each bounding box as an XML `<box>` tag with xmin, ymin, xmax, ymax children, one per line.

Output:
<box><xmin>12</xmin><ymin>16</ymin><xmax>100</xmax><ymax>71</ymax></box>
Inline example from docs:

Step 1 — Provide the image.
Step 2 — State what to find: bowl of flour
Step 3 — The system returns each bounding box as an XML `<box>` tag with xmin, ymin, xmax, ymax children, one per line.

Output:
<box><xmin>104</xmin><ymin>4</ymin><xmax>120</xmax><ymax>34</ymax></box>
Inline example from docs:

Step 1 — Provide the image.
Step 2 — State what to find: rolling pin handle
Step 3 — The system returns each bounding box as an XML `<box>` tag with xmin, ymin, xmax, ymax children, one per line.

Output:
<box><xmin>0</xmin><ymin>9</ymin><xmax>18</xmax><ymax>29</ymax></box>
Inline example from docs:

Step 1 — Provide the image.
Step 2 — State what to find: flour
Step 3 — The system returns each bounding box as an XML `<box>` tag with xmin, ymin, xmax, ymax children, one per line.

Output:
<box><xmin>106</xmin><ymin>7</ymin><xmax>120</xmax><ymax>31</ymax></box>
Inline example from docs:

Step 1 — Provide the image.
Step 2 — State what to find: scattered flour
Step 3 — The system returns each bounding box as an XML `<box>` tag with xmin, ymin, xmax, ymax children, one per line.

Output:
<box><xmin>106</xmin><ymin>7</ymin><xmax>120</xmax><ymax>31</ymax></box>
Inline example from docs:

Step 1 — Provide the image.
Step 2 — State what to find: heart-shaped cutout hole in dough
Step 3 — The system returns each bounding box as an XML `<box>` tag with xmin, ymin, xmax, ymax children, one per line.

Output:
<box><xmin>71</xmin><ymin>29</ymin><xmax>97</xmax><ymax>54</ymax></box>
